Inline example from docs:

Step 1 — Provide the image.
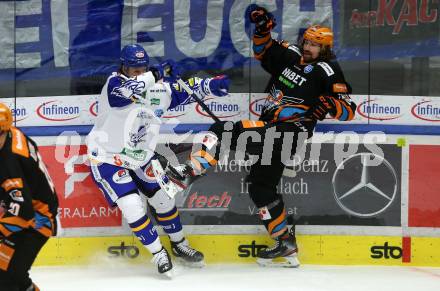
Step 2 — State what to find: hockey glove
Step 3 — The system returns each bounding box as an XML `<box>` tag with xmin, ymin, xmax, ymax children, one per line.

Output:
<box><xmin>150</xmin><ymin>60</ymin><xmax>181</xmax><ymax>82</ymax></box>
<box><xmin>201</xmin><ymin>75</ymin><xmax>230</xmax><ymax>97</ymax></box>
<box><xmin>162</xmin><ymin>59</ymin><xmax>181</xmax><ymax>82</ymax></box>
<box><xmin>248</xmin><ymin>4</ymin><xmax>276</xmax><ymax>35</ymax></box>
<box><xmin>150</xmin><ymin>64</ymin><xmax>164</xmax><ymax>82</ymax></box>
<box><xmin>311</xmin><ymin>95</ymin><xmax>336</xmax><ymax>121</ymax></box>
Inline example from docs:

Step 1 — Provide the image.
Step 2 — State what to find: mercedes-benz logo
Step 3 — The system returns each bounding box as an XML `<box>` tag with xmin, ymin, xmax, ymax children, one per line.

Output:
<box><xmin>332</xmin><ymin>153</ymin><xmax>398</xmax><ymax>217</ymax></box>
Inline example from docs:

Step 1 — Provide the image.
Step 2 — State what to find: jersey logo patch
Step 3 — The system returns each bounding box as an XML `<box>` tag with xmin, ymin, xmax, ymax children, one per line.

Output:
<box><xmin>129</xmin><ymin>125</ymin><xmax>147</xmax><ymax>147</ymax></box>
<box><xmin>112</xmin><ymin>169</ymin><xmax>133</xmax><ymax>184</ymax></box>
<box><xmin>258</xmin><ymin>206</ymin><xmax>272</xmax><ymax>220</ymax></box>
<box><xmin>111</xmin><ymin>80</ymin><xmax>146</xmax><ymax>99</ymax></box>
<box><xmin>333</xmin><ymin>83</ymin><xmax>348</xmax><ymax>93</ymax></box>
<box><xmin>154</xmin><ymin>109</ymin><xmax>164</xmax><ymax>117</ymax></box>
<box><xmin>304</xmin><ymin>65</ymin><xmax>313</xmax><ymax>74</ymax></box>
<box><xmin>318</xmin><ymin>62</ymin><xmax>334</xmax><ymax>76</ymax></box>
<box><xmin>9</xmin><ymin>189</ymin><xmax>24</xmax><ymax>202</ymax></box>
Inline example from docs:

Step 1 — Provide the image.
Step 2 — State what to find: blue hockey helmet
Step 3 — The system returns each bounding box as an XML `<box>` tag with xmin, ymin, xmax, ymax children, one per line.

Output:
<box><xmin>120</xmin><ymin>44</ymin><xmax>149</xmax><ymax>67</ymax></box>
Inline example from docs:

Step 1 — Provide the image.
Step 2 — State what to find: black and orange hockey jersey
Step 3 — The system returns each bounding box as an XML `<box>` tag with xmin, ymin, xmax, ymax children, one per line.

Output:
<box><xmin>253</xmin><ymin>34</ymin><xmax>356</xmax><ymax>129</ymax></box>
<box><xmin>0</xmin><ymin>127</ymin><xmax>58</xmax><ymax>238</ymax></box>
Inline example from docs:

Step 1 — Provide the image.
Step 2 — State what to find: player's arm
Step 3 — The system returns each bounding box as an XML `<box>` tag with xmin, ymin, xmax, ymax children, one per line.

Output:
<box><xmin>312</xmin><ymin>62</ymin><xmax>357</xmax><ymax>121</ymax></box>
<box><xmin>0</xmin><ymin>177</ymin><xmax>35</xmax><ymax>238</ymax></box>
<box><xmin>249</xmin><ymin>5</ymin><xmax>301</xmax><ymax>74</ymax></box>
<box><xmin>23</xmin><ymin>137</ymin><xmax>58</xmax><ymax>237</ymax></box>
<box><xmin>107</xmin><ymin>72</ymin><xmax>157</xmax><ymax>107</ymax></box>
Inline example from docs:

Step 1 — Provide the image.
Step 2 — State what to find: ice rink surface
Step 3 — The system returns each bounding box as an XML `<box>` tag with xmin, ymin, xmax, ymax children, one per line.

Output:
<box><xmin>31</xmin><ymin>263</ymin><xmax>440</xmax><ymax>291</ymax></box>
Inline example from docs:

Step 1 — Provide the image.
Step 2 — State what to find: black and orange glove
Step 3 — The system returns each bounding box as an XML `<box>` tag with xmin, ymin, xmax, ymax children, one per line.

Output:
<box><xmin>311</xmin><ymin>95</ymin><xmax>336</xmax><ymax>121</ymax></box>
<box><xmin>248</xmin><ymin>5</ymin><xmax>276</xmax><ymax>35</ymax></box>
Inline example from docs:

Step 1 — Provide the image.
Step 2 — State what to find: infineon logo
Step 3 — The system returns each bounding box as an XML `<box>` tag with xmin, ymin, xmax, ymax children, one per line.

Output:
<box><xmin>89</xmin><ymin>101</ymin><xmax>98</xmax><ymax>117</ymax></box>
<box><xmin>163</xmin><ymin>104</ymin><xmax>186</xmax><ymax>118</ymax></box>
<box><xmin>11</xmin><ymin>107</ymin><xmax>28</xmax><ymax>122</ymax></box>
<box><xmin>195</xmin><ymin>98</ymin><xmax>240</xmax><ymax>118</ymax></box>
<box><xmin>411</xmin><ymin>100</ymin><xmax>440</xmax><ymax>122</ymax></box>
<box><xmin>249</xmin><ymin>98</ymin><xmax>266</xmax><ymax>117</ymax></box>
<box><xmin>36</xmin><ymin>101</ymin><xmax>81</xmax><ymax>121</ymax></box>
<box><xmin>357</xmin><ymin>99</ymin><xmax>402</xmax><ymax>120</ymax></box>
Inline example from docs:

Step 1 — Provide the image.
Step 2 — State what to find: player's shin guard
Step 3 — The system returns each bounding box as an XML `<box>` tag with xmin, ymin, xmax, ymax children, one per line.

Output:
<box><xmin>155</xmin><ymin>206</ymin><xmax>183</xmax><ymax>242</ymax></box>
<box><xmin>256</xmin><ymin>200</ymin><xmax>299</xmax><ymax>268</ymax></box>
<box><xmin>258</xmin><ymin>199</ymin><xmax>288</xmax><ymax>238</ymax></box>
<box><xmin>155</xmin><ymin>207</ymin><xmax>205</xmax><ymax>267</ymax></box>
<box><xmin>129</xmin><ymin>215</ymin><xmax>162</xmax><ymax>254</ymax></box>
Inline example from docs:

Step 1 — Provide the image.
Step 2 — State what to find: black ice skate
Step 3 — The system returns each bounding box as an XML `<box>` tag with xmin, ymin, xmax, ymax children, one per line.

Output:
<box><xmin>151</xmin><ymin>247</ymin><xmax>173</xmax><ymax>277</ymax></box>
<box><xmin>171</xmin><ymin>238</ymin><xmax>205</xmax><ymax>268</ymax></box>
<box><xmin>256</xmin><ymin>229</ymin><xmax>300</xmax><ymax>268</ymax></box>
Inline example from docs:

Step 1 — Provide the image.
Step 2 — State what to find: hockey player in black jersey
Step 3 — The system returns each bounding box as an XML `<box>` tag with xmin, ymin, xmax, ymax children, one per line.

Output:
<box><xmin>155</xmin><ymin>5</ymin><xmax>357</xmax><ymax>267</ymax></box>
<box><xmin>0</xmin><ymin>103</ymin><xmax>59</xmax><ymax>290</ymax></box>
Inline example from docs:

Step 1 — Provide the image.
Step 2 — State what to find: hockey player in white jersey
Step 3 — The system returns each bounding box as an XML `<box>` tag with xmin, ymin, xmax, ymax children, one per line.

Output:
<box><xmin>86</xmin><ymin>44</ymin><xmax>230</xmax><ymax>276</ymax></box>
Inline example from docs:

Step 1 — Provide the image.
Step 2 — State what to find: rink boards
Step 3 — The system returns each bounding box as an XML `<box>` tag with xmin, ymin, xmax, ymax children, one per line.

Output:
<box><xmin>28</xmin><ymin>133</ymin><xmax>440</xmax><ymax>268</ymax></box>
<box><xmin>35</xmin><ymin>234</ymin><xmax>440</xmax><ymax>267</ymax></box>
<box><xmin>3</xmin><ymin>96</ymin><xmax>440</xmax><ymax>268</ymax></box>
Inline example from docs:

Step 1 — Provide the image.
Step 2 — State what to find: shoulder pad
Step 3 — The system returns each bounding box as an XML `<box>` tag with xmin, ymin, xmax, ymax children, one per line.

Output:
<box><xmin>287</xmin><ymin>45</ymin><xmax>301</xmax><ymax>56</ymax></box>
<box><xmin>317</xmin><ymin>62</ymin><xmax>335</xmax><ymax>77</ymax></box>
<box><xmin>10</xmin><ymin>127</ymin><xmax>30</xmax><ymax>158</ymax></box>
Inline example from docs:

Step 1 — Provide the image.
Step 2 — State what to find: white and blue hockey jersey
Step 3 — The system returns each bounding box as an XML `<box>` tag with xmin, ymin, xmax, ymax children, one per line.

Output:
<box><xmin>86</xmin><ymin>71</ymin><xmax>202</xmax><ymax>169</ymax></box>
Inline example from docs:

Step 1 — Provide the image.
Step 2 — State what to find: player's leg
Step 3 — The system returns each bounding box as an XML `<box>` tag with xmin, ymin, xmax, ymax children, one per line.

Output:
<box><xmin>245</xmin><ymin>123</ymin><xmax>304</xmax><ymax>267</ymax></box>
<box><xmin>157</xmin><ymin>120</ymin><xmax>264</xmax><ymax>194</ymax></box>
<box><xmin>89</xmin><ymin>162</ymin><xmax>172</xmax><ymax>275</ymax></box>
<box><xmin>247</xmin><ymin>159</ymin><xmax>299</xmax><ymax>267</ymax></box>
<box><xmin>0</xmin><ymin>229</ymin><xmax>47</xmax><ymax>291</ymax></box>
<box><xmin>133</xmin><ymin>163</ymin><xmax>205</xmax><ymax>267</ymax></box>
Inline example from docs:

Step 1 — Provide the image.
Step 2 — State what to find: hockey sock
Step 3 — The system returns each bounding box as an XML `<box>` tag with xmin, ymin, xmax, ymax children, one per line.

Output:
<box><xmin>187</xmin><ymin>130</ymin><xmax>221</xmax><ymax>176</ymax></box>
<box><xmin>129</xmin><ymin>215</ymin><xmax>162</xmax><ymax>253</ymax></box>
<box><xmin>258</xmin><ymin>199</ymin><xmax>288</xmax><ymax>238</ymax></box>
<box><xmin>155</xmin><ymin>206</ymin><xmax>184</xmax><ymax>242</ymax></box>
<box><xmin>188</xmin><ymin>149</ymin><xmax>217</xmax><ymax>175</ymax></box>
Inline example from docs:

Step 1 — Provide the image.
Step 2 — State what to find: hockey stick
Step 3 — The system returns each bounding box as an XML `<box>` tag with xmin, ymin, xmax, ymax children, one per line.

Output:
<box><xmin>175</xmin><ymin>78</ymin><xmax>221</xmax><ymax>123</ymax></box>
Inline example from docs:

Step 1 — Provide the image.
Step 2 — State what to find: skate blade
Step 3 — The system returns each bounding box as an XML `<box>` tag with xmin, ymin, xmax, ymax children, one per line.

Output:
<box><xmin>174</xmin><ymin>257</ymin><xmax>206</xmax><ymax>268</ymax></box>
<box><xmin>151</xmin><ymin>159</ymin><xmax>183</xmax><ymax>199</ymax></box>
<box><xmin>257</xmin><ymin>254</ymin><xmax>300</xmax><ymax>268</ymax></box>
<box><xmin>159</xmin><ymin>268</ymin><xmax>175</xmax><ymax>279</ymax></box>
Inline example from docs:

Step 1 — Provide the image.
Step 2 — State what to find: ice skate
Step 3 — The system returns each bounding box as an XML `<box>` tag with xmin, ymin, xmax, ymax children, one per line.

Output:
<box><xmin>256</xmin><ymin>229</ymin><xmax>300</xmax><ymax>268</ymax></box>
<box><xmin>151</xmin><ymin>247</ymin><xmax>174</xmax><ymax>277</ymax></box>
<box><xmin>171</xmin><ymin>238</ymin><xmax>205</xmax><ymax>268</ymax></box>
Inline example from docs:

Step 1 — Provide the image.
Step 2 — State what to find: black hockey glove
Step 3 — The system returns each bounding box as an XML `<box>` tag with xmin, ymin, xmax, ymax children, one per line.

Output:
<box><xmin>311</xmin><ymin>95</ymin><xmax>336</xmax><ymax>121</ymax></box>
<box><xmin>248</xmin><ymin>4</ymin><xmax>276</xmax><ymax>35</ymax></box>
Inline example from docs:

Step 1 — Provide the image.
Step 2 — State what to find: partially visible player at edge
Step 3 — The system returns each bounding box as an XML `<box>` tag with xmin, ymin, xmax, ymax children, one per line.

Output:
<box><xmin>161</xmin><ymin>5</ymin><xmax>357</xmax><ymax>268</ymax></box>
<box><xmin>0</xmin><ymin>103</ymin><xmax>59</xmax><ymax>291</ymax></box>
<box><xmin>86</xmin><ymin>44</ymin><xmax>229</xmax><ymax>276</ymax></box>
